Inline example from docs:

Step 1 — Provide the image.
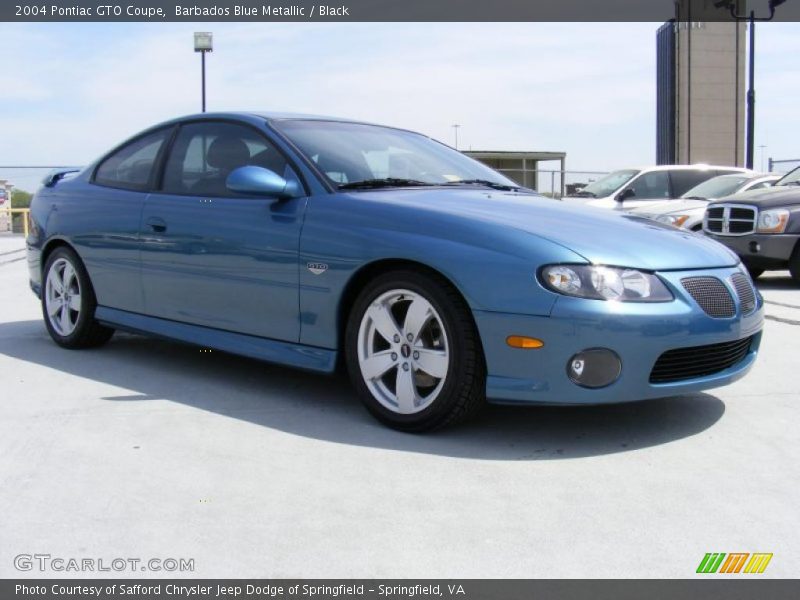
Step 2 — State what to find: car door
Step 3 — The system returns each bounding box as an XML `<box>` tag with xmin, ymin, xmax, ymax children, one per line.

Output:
<box><xmin>68</xmin><ymin>126</ymin><xmax>174</xmax><ymax>314</ymax></box>
<box><xmin>139</xmin><ymin>120</ymin><xmax>307</xmax><ymax>342</ymax></box>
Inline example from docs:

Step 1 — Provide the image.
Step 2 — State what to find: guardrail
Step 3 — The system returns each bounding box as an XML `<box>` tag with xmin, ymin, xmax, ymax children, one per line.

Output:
<box><xmin>1</xmin><ymin>207</ymin><xmax>31</xmax><ymax>237</ymax></box>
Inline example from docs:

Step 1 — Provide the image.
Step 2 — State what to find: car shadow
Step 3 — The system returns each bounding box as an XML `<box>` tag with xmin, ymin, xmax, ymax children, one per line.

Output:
<box><xmin>0</xmin><ymin>319</ymin><xmax>726</xmax><ymax>461</ymax></box>
<box><xmin>756</xmin><ymin>272</ymin><xmax>798</xmax><ymax>291</ymax></box>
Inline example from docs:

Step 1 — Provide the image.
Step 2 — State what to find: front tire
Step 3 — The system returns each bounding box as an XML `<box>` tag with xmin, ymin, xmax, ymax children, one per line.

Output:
<box><xmin>345</xmin><ymin>270</ymin><xmax>485</xmax><ymax>432</ymax></box>
<box><xmin>746</xmin><ymin>265</ymin><xmax>764</xmax><ymax>280</ymax></box>
<box><xmin>42</xmin><ymin>246</ymin><xmax>114</xmax><ymax>349</ymax></box>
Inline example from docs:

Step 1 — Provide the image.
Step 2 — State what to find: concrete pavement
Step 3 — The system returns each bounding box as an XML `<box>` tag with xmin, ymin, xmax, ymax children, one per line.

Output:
<box><xmin>0</xmin><ymin>233</ymin><xmax>797</xmax><ymax>578</ymax></box>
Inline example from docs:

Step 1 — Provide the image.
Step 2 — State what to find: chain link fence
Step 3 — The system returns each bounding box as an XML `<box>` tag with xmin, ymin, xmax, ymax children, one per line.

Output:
<box><xmin>768</xmin><ymin>158</ymin><xmax>800</xmax><ymax>175</ymax></box>
<box><xmin>0</xmin><ymin>164</ymin><xmax>611</xmax><ymax>234</ymax></box>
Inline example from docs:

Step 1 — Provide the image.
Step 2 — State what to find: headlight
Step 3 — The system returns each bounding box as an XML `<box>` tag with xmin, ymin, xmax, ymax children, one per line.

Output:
<box><xmin>756</xmin><ymin>209</ymin><xmax>789</xmax><ymax>234</ymax></box>
<box><xmin>656</xmin><ymin>214</ymin><xmax>690</xmax><ymax>228</ymax></box>
<box><xmin>540</xmin><ymin>265</ymin><xmax>673</xmax><ymax>302</ymax></box>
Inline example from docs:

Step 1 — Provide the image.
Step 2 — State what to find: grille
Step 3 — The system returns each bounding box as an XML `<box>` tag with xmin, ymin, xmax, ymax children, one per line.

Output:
<box><xmin>731</xmin><ymin>273</ymin><xmax>756</xmax><ymax>315</ymax></box>
<box><xmin>705</xmin><ymin>204</ymin><xmax>756</xmax><ymax>235</ymax></box>
<box><xmin>650</xmin><ymin>336</ymin><xmax>754</xmax><ymax>383</ymax></box>
<box><xmin>681</xmin><ymin>277</ymin><xmax>735</xmax><ymax>318</ymax></box>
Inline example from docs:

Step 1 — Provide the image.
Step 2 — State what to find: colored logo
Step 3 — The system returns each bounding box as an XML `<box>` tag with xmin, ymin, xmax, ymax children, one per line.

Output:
<box><xmin>696</xmin><ymin>553</ymin><xmax>773</xmax><ymax>574</ymax></box>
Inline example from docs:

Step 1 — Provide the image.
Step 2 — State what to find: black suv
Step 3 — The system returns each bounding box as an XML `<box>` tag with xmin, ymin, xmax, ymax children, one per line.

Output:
<box><xmin>703</xmin><ymin>166</ymin><xmax>800</xmax><ymax>281</ymax></box>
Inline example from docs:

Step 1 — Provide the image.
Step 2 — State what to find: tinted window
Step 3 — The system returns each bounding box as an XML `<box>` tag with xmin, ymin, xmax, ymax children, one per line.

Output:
<box><xmin>627</xmin><ymin>170</ymin><xmax>671</xmax><ymax>199</ymax></box>
<box><xmin>94</xmin><ymin>128</ymin><xmax>171</xmax><ymax>190</ymax></box>
<box><xmin>668</xmin><ymin>170</ymin><xmax>717</xmax><ymax>197</ymax></box>
<box><xmin>162</xmin><ymin>122</ymin><xmax>288</xmax><ymax>196</ymax></box>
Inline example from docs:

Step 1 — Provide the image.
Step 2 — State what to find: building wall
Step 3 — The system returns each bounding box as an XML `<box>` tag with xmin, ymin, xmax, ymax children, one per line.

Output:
<box><xmin>658</xmin><ymin>20</ymin><xmax>745</xmax><ymax>167</ymax></box>
<box><xmin>678</xmin><ymin>21</ymin><xmax>745</xmax><ymax>166</ymax></box>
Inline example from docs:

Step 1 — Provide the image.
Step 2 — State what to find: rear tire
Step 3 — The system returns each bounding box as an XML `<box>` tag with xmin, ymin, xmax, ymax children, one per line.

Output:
<box><xmin>345</xmin><ymin>269</ymin><xmax>485</xmax><ymax>432</ymax></box>
<box><xmin>790</xmin><ymin>243</ymin><xmax>800</xmax><ymax>283</ymax></box>
<box><xmin>42</xmin><ymin>246</ymin><xmax>114</xmax><ymax>349</ymax></box>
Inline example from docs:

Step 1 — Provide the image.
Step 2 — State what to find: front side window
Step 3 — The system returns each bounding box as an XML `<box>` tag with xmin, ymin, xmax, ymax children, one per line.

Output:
<box><xmin>161</xmin><ymin>122</ymin><xmax>289</xmax><ymax>196</ymax></box>
<box><xmin>272</xmin><ymin>120</ymin><xmax>518</xmax><ymax>189</ymax></box>
<box><xmin>94</xmin><ymin>128</ymin><xmax>171</xmax><ymax>190</ymax></box>
<box><xmin>747</xmin><ymin>180</ymin><xmax>774</xmax><ymax>191</ymax></box>
<box><xmin>627</xmin><ymin>170</ymin><xmax>671</xmax><ymax>199</ymax></box>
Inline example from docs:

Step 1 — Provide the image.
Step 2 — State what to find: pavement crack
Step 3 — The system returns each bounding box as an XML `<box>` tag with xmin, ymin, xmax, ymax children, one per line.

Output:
<box><xmin>765</xmin><ymin>314</ymin><xmax>800</xmax><ymax>326</ymax></box>
<box><xmin>764</xmin><ymin>299</ymin><xmax>800</xmax><ymax>310</ymax></box>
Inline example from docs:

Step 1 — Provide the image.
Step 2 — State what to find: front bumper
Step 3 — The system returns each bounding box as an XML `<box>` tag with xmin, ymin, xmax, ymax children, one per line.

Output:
<box><xmin>705</xmin><ymin>232</ymin><xmax>800</xmax><ymax>270</ymax></box>
<box><xmin>474</xmin><ymin>266</ymin><xmax>764</xmax><ymax>405</ymax></box>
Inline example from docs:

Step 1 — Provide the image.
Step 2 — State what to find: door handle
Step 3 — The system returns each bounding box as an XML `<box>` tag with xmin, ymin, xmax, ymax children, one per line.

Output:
<box><xmin>145</xmin><ymin>216</ymin><xmax>167</xmax><ymax>233</ymax></box>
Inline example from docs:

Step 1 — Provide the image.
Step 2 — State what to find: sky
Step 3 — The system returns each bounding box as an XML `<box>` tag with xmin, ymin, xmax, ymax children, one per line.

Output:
<box><xmin>1</xmin><ymin>21</ymin><xmax>798</xmax><ymax>191</ymax></box>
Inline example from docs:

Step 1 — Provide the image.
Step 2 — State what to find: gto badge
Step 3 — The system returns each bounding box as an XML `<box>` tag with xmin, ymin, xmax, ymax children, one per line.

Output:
<box><xmin>307</xmin><ymin>262</ymin><xmax>328</xmax><ymax>275</ymax></box>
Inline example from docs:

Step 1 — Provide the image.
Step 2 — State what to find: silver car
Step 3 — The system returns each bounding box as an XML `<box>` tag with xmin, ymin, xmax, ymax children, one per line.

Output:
<box><xmin>630</xmin><ymin>173</ymin><xmax>780</xmax><ymax>231</ymax></box>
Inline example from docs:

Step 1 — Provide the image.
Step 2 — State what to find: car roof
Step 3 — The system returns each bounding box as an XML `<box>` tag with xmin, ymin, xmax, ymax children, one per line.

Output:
<box><xmin>164</xmin><ymin>111</ymin><xmax>393</xmax><ymax>127</ymax></box>
<box><xmin>628</xmin><ymin>164</ymin><xmax>752</xmax><ymax>173</ymax></box>
<box><xmin>149</xmin><ymin>111</ymin><xmax>420</xmax><ymax>136</ymax></box>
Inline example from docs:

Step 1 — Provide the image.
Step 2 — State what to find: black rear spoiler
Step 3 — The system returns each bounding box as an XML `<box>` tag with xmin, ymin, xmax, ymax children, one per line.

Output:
<box><xmin>42</xmin><ymin>168</ymin><xmax>81</xmax><ymax>188</ymax></box>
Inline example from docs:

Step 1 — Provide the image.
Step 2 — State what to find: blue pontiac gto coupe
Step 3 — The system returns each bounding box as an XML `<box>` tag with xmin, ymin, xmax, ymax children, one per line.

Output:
<box><xmin>27</xmin><ymin>113</ymin><xmax>764</xmax><ymax>431</ymax></box>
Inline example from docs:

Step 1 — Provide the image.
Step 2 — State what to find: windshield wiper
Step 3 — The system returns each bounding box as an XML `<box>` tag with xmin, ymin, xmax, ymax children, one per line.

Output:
<box><xmin>683</xmin><ymin>196</ymin><xmax>708</xmax><ymax>200</ymax></box>
<box><xmin>569</xmin><ymin>190</ymin><xmax>596</xmax><ymax>198</ymax></box>
<box><xmin>338</xmin><ymin>178</ymin><xmax>433</xmax><ymax>190</ymax></box>
<box><xmin>442</xmin><ymin>179</ymin><xmax>520</xmax><ymax>191</ymax></box>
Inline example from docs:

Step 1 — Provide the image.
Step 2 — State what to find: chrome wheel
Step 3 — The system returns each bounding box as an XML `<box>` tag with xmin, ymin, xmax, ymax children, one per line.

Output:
<box><xmin>45</xmin><ymin>257</ymin><xmax>82</xmax><ymax>337</ymax></box>
<box><xmin>356</xmin><ymin>289</ymin><xmax>450</xmax><ymax>415</ymax></box>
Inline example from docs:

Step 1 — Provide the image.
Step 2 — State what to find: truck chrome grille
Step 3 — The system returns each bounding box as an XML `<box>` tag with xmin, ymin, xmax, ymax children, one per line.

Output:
<box><xmin>705</xmin><ymin>204</ymin><xmax>756</xmax><ymax>236</ymax></box>
<box><xmin>681</xmin><ymin>276</ymin><xmax>735</xmax><ymax>318</ymax></box>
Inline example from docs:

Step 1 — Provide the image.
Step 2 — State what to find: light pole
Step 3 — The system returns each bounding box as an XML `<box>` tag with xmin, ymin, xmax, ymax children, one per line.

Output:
<box><xmin>759</xmin><ymin>144</ymin><xmax>767</xmax><ymax>171</ymax></box>
<box><xmin>194</xmin><ymin>32</ymin><xmax>213</xmax><ymax>112</ymax></box>
<box><xmin>452</xmin><ymin>124</ymin><xmax>461</xmax><ymax>150</ymax></box>
<box><xmin>716</xmin><ymin>0</ymin><xmax>785</xmax><ymax>170</ymax></box>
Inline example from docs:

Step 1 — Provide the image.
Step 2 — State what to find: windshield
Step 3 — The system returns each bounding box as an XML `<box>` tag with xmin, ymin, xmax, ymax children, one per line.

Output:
<box><xmin>576</xmin><ymin>169</ymin><xmax>639</xmax><ymax>198</ymax></box>
<box><xmin>776</xmin><ymin>166</ymin><xmax>800</xmax><ymax>186</ymax></box>
<box><xmin>680</xmin><ymin>174</ymin><xmax>749</xmax><ymax>200</ymax></box>
<box><xmin>272</xmin><ymin>120</ymin><xmax>519</xmax><ymax>189</ymax></box>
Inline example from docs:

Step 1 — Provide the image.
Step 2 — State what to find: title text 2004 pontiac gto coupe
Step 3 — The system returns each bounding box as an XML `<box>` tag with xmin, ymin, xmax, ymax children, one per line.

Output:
<box><xmin>27</xmin><ymin>113</ymin><xmax>764</xmax><ymax>431</ymax></box>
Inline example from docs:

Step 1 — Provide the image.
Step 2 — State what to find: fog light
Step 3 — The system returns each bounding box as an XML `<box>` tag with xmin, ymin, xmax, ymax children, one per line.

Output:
<box><xmin>567</xmin><ymin>349</ymin><xmax>621</xmax><ymax>388</ymax></box>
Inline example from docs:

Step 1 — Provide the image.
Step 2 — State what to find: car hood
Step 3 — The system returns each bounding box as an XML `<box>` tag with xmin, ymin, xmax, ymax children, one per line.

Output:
<box><xmin>629</xmin><ymin>199</ymin><xmax>708</xmax><ymax>216</ymax></box>
<box><xmin>710</xmin><ymin>185</ymin><xmax>800</xmax><ymax>209</ymax></box>
<box><xmin>351</xmin><ymin>188</ymin><xmax>739</xmax><ymax>270</ymax></box>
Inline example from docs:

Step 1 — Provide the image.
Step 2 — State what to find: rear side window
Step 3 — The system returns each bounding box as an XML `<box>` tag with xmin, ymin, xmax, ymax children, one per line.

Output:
<box><xmin>669</xmin><ymin>170</ymin><xmax>716</xmax><ymax>197</ymax></box>
<box><xmin>94</xmin><ymin>128</ymin><xmax>171</xmax><ymax>190</ymax></box>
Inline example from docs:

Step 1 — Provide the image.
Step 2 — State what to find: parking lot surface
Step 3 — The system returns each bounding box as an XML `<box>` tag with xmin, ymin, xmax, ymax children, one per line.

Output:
<box><xmin>0</xmin><ymin>234</ymin><xmax>797</xmax><ymax>578</ymax></box>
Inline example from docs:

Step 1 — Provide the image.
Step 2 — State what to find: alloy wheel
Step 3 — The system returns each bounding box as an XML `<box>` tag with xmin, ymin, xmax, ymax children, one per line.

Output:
<box><xmin>356</xmin><ymin>289</ymin><xmax>450</xmax><ymax>414</ymax></box>
<box><xmin>45</xmin><ymin>257</ymin><xmax>82</xmax><ymax>336</ymax></box>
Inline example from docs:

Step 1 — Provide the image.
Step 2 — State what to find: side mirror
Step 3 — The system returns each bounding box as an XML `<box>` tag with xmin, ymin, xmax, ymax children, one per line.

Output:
<box><xmin>616</xmin><ymin>188</ymin><xmax>635</xmax><ymax>202</ymax></box>
<box><xmin>226</xmin><ymin>166</ymin><xmax>302</xmax><ymax>199</ymax></box>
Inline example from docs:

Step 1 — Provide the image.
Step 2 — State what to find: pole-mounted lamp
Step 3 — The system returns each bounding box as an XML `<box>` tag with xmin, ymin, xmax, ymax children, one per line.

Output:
<box><xmin>194</xmin><ymin>32</ymin><xmax>213</xmax><ymax>113</ymax></box>
<box><xmin>714</xmin><ymin>0</ymin><xmax>786</xmax><ymax>170</ymax></box>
